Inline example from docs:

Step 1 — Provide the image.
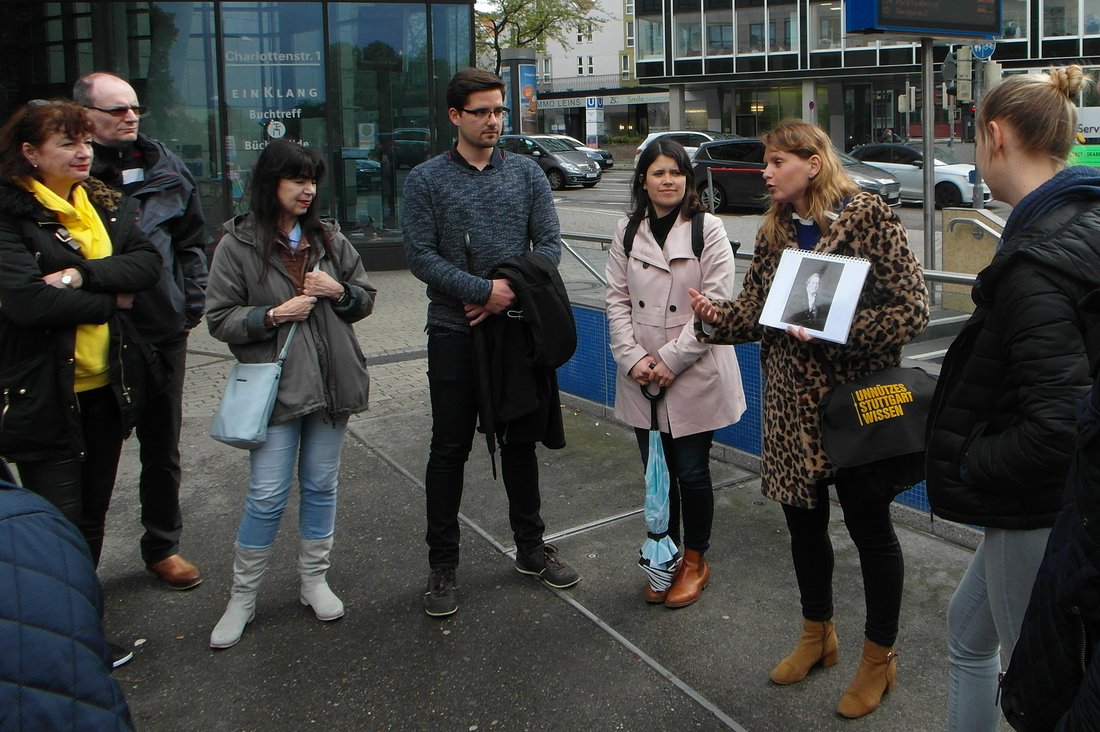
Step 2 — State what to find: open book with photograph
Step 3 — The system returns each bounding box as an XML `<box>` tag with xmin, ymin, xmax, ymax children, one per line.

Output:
<box><xmin>758</xmin><ymin>249</ymin><xmax>872</xmax><ymax>344</ymax></box>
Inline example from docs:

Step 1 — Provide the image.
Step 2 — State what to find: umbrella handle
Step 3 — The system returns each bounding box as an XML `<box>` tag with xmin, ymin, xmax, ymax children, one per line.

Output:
<box><xmin>640</xmin><ymin>384</ymin><xmax>666</xmax><ymax>431</ymax></box>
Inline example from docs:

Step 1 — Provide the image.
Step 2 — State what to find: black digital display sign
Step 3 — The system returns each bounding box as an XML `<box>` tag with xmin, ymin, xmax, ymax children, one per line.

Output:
<box><xmin>847</xmin><ymin>0</ymin><xmax>1000</xmax><ymax>38</ymax></box>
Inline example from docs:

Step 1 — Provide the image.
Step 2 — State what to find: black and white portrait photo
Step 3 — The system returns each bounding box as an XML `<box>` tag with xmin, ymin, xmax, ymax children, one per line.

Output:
<box><xmin>780</xmin><ymin>258</ymin><xmax>843</xmax><ymax>331</ymax></box>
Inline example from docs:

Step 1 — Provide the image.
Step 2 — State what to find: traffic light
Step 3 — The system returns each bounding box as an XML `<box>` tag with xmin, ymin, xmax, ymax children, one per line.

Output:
<box><xmin>942</xmin><ymin>51</ymin><xmax>958</xmax><ymax>96</ymax></box>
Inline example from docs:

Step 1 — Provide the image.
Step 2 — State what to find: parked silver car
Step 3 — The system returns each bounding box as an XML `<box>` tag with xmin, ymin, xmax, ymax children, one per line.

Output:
<box><xmin>498</xmin><ymin>134</ymin><xmax>602</xmax><ymax>189</ymax></box>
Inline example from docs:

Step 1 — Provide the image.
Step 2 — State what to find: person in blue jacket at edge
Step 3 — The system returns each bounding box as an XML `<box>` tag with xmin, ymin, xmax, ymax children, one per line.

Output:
<box><xmin>0</xmin><ymin>478</ymin><xmax>133</xmax><ymax>731</ymax></box>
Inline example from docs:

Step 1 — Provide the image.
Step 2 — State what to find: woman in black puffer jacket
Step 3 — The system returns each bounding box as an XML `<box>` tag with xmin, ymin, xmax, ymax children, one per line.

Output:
<box><xmin>925</xmin><ymin>66</ymin><xmax>1100</xmax><ymax>731</ymax></box>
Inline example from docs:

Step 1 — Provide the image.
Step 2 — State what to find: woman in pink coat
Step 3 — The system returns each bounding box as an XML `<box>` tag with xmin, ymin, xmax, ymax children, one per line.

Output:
<box><xmin>605</xmin><ymin>138</ymin><xmax>746</xmax><ymax>608</ymax></box>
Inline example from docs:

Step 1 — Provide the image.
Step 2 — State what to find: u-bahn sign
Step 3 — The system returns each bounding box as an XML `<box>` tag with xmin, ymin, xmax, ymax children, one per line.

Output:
<box><xmin>847</xmin><ymin>0</ymin><xmax>1000</xmax><ymax>39</ymax></box>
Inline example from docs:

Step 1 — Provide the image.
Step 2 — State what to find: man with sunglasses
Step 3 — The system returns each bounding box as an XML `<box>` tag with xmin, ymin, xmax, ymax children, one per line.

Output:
<box><xmin>74</xmin><ymin>71</ymin><xmax>207</xmax><ymax>592</ymax></box>
<box><xmin>403</xmin><ymin>68</ymin><xmax>580</xmax><ymax>617</ymax></box>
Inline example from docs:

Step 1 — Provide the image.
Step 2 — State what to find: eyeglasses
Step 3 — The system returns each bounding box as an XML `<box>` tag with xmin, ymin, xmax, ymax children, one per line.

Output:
<box><xmin>84</xmin><ymin>104</ymin><xmax>145</xmax><ymax>118</ymax></box>
<box><xmin>461</xmin><ymin>106</ymin><xmax>509</xmax><ymax>120</ymax></box>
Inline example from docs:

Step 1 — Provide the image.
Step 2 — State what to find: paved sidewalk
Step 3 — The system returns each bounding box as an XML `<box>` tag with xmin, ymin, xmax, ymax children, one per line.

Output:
<box><xmin>95</xmin><ymin>269</ymin><xmax>1003</xmax><ymax>731</ymax></box>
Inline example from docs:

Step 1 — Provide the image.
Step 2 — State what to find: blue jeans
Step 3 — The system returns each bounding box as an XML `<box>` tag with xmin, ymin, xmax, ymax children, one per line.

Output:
<box><xmin>633</xmin><ymin>428</ymin><xmax>715</xmax><ymax>552</ymax></box>
<box><xmin>946</xmin><ymin>526</ymin><xmax>1051</xmax><ymax>732</ymax></box>
<box><xmin>235</xmin><ymin>410</ymin><xmax>348</xmax><ymax>550</ymax></box>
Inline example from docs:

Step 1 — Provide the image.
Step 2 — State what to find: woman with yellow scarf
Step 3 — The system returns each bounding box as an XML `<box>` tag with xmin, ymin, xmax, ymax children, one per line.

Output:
<box><xmin>0</xmin><ymin>100</ymin><xmax>159</xmax><ymax>582</ymax></box>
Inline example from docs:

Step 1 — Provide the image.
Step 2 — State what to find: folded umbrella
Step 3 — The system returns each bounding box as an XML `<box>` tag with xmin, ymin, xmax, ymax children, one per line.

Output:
<box><xmin>638</xmin><ymin>384</ymin><xmax>682</xmax><ymax>592</ymax></box>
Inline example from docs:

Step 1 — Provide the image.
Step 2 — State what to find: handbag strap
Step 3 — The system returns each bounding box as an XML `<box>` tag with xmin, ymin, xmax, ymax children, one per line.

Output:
<box><xmin>276</xmin><ymin>321</ymin><xmax>298</xmax><ymax>366</ymax></box>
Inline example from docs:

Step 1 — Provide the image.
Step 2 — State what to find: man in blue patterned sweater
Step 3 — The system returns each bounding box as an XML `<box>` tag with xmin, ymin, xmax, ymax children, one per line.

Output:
<box><xmin>402</xmin><ymin>68</ymin><xmax>580</xmax><ymax>617</ymax></box>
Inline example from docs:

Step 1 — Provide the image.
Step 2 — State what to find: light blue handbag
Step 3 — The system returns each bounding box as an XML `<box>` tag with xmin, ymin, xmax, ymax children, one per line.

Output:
<box><xmin>209</xmin><ymin>321</ymin><xmax>299</xmax><ymax>449</ymax></box>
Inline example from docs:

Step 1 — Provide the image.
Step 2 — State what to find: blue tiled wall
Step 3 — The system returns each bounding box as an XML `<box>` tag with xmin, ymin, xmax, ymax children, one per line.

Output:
<box><xmin>560</xmin><ymin>303</ymin><xmax>931</xmax><ymax>511</ymax></box>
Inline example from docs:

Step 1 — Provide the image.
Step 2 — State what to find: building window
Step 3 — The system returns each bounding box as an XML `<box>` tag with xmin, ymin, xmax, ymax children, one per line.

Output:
<box><xmin>637</xmin><ymin>0</ymin><xmax>665</xmax><ymax>62</ymax></box>
<box><xmin>738</xmin><ymin>0</ymin><xmax>766</xmax><ymax>53</ymax></box>
<box><xmin>627</xmin><ymin>20</ymin><xmax>635</xmax><ymax>46</ymax></box>
<box><xmin>577</xmin><ymin>24</ymin><xmax>584</xmax><ymax>42</ymax></box>
<box><xmin>705</xmin><ymin>0</ymin><xmax>733</xmax><ymax>55</ymax></box>
<box><xmin>588</xmin><ymin>55</ymin><xmax>594</xmax><ymax>73</ymax></box>
<box><xmin>577</xmin><ymin>55</ymin><xmax>584</xmax><ymax>74</ymax></box>
<box><xmin>1085</xmin><ymin>0</ymin><xmax>1100</xmax><ymax>33</ymax></box>
<box><xmin>1044</xmin><ymin>0</ymin><xmax>1079</xmax><ymax>35</ymax></box>
<box><xmin>674</xmin><ymin>0</ymin><xmax>703</xmax><ymax>56</ymax></box>
<box><xmin>627</xmin><ymin>0</ymin><xmax>636</xmax><ymax>15</ymax></box>
<box><xmin>621</xmin><ymin>53</ymin><xmax>631</xmax><ymax>79</ymax></box>
<box><xmin>1002</xmin><ymin>0</ymin><xmax>1027</xmax><ymax>37</ymax></box>
<box><xmin>542</xmin><ymin>57</ymin><xmax>552</xmax><ymax>82</ymax></box>
<box><xmin>767</xmin><ymin>0</ymin><xmax>798</xmax><ymax>52</ymax></box>
<box><xmin>809</xmin><ymin>0</ymin><xmax>841</xmax><ymax>49</ymax></box>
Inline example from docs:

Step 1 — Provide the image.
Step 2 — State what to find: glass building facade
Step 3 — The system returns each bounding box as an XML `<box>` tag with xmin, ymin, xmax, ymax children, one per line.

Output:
<box><xmin>633</xmin><ymin>0</ymin><xmax>1100</xmax><ymax>149</ymax></box>
<box><xmin>0</xmin><ymin>2</ymin><xmax>473</xmax><ymax>264</ymax></box>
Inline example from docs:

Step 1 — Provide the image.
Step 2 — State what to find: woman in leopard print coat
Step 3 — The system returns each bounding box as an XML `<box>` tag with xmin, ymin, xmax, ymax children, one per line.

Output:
<box><xmin>689</xmin><ymin>120</ymin><xmax>928</xmax><ymax>719</ymax></box>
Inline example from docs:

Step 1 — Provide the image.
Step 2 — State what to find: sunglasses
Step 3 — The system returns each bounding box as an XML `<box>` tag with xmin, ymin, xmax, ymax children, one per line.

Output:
<box><xmin>84</xmin><ymin>104</ymin><xmax>145</xmax><ymax>118</ymax></box>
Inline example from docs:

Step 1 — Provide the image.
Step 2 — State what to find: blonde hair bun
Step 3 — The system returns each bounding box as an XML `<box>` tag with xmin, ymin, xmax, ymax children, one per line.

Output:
<box><xmin>1049</xmin><ymin>65</ymin><xmax>1085</xmax><ymax>99</ymax></box>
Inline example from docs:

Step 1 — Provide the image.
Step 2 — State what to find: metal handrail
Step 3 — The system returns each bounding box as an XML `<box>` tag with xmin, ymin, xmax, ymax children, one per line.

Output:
<box><xmin>560</xmin><ymin>232</ymin><xmax>978</xmax><ymax>288</ymax></box>
<box><xmin>561</xmin><ymin>238</ymin><xmax>608</xmax><ymax>286</ymax></box>
<box><xmin>946</xmin><ymin>216</ymin><xmax>1003</xmax><ymax>243</ymax></box>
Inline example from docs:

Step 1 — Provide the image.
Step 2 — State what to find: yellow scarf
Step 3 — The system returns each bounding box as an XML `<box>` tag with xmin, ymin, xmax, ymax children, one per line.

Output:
<box><xmin>26</xmin><ymin>179</ymin><xmax>113</xmax><ymax>392</ymax></box>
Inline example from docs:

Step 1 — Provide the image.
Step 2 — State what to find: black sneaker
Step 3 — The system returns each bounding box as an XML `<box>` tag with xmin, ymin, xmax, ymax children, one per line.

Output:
<box><xmin>108</xmin><ymin>641</ymin><xmax>133</xmax><ymax>670</ymax></box>
<box><xmin>423</xmin><ymin>568</ymin><xmax>458</xmax><ymax>617</ymax></box>
<box><xmin>515</xmin><ymin>543</ymin><xmax>580</xmax><ymax>589</ymax></box>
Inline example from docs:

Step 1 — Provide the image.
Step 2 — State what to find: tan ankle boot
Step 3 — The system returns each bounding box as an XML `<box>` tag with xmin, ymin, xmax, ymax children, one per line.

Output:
<box><xmin>643</xmin><ymin>584</ymin><xmax>668</xmax><ymax>603</ymax></box>
<box><xmin>664</xmin><ymin>549</ymin><xmax>710</xmax><ymax>608</ymax></box>
<box><xmin>836</xmin><ymin>637</ymin><xmax>897</xmax><ymax>718</ymax></box>
<box><xmin>769</xmin><ymin>618</ymin><xmax>839</xmax><ymax>684</ymax></box>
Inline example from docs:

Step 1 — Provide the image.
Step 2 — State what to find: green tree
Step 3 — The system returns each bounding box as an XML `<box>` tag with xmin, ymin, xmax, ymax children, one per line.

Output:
<box><xmin>477</xmin><ymin>0</ymin><xmax>612</xmax><ymax>76</ymax></box>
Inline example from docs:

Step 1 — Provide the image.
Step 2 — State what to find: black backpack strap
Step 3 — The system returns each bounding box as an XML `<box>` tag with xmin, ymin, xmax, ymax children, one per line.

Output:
<box><xmin>692</xmin><ymin>211</ymin><xmax>705</xmax><ymax>258</ymax></box>
<box><xmin>623</xmin><ymin>217</ymin><xmax>641</xmax><ymax>257</ymax></box>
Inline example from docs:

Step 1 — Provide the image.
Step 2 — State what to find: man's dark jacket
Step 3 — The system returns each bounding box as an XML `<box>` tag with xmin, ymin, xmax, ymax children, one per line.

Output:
<box><xmin>0</xmin><ymin>481</ymin><xmax>133</xmax><ymax>730</ymax></box>
<box><xmin>1001</xmin><ymin>296</ymin><xmax>1100</xmax><ymax>730</ymax></box>
<box><xmin>91</xmin><ymin>133</ymin><xmax>207</xmax><ymax>341</ymax></box>
<box><xmin>926</xmin><ymin>193</ymin><xmax>1100</xmax><ymax>529</ymax></box>
<box><xmin>474</xmin><ymin>252</ymin><xmax>575</xmax><ymax>455</ymax></box>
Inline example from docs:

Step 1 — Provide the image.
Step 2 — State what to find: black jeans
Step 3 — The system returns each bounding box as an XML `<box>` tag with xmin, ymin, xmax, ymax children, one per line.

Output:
<box><xmin>424</xmin><ymin>327</ymin><xmax>545</xmax><ymax>569</ymax></box>
<box><xmin>781</xmin><ymin>476</ymin><xmax>904</xmax><ymax>647</ymax></box>
<box><xmin>16</xmin><ymin>386</ymin><xmax>124</xmax><ymax>567</ymax></box>
<box><xmin>634</xmin><ymin>428</ymin><xmax>715</xmax><ymax>552</ymax></box>
<box><xmin>135</xmin><ymin>335</ymin><xmax>187</xmax><ymax>564</ymax></box>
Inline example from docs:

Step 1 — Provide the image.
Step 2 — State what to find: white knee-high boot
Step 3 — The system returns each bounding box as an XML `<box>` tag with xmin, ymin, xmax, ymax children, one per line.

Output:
<box><xmin>298</xmin><ymin>537</ymin><xmax>345</xmax><ymax>621</ymax></box>
<box><xmin>210</xmin><ymin>544</ymin><xmax>272</xmax><ymax>649</ymax></box>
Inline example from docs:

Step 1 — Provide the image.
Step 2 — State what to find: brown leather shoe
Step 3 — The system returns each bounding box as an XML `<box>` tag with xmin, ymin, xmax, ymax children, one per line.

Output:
<box><xmin>664</xmin><ymin>548</ymin><xmax>710</xmax><ymax>608</ymax></box>
<box><xmin>146</xmin><ymin>554</ymin><xmax>203</xmax><ymax>590</ymax></box>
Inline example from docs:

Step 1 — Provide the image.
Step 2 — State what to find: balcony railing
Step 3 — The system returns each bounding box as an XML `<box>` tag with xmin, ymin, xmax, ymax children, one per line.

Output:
<box><xmin>537</xmin><ymin>73</ymin><xmax>633</xmax><ymax>93</ymax></box>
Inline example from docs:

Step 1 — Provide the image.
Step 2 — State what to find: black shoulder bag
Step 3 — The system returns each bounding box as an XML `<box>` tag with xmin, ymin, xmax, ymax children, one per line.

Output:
<box><xmin>817</xmin><ymin>358</ymin><xmax>937</xmax><ymax>500</ymax></box>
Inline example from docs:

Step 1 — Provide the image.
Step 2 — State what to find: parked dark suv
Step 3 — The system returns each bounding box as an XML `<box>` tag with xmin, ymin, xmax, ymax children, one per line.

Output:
<box><xmin>498</xmin><ymin>134</ymin><xmax>602</xmax><ymax>189</ymax></box>
<box><xmin>692</xmin><ymin>139</ymin><xmax>901</xmax><ymax>211</ymax></box>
